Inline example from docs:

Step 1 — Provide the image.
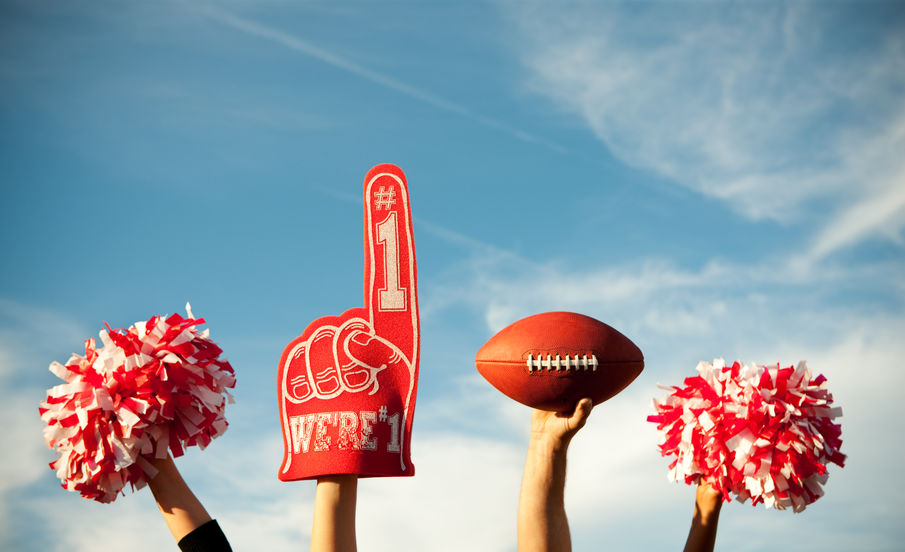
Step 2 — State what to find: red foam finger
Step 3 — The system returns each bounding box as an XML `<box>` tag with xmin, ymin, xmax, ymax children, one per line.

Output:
<box><xmin>277</xmin><ymin>164</ymin><xmax>420</xmax><ymax>481</ymax></box>
<box><xmin>363</xmin><ymin>164</ymin><xmax>419</xmax><ymax>364</ymax></box>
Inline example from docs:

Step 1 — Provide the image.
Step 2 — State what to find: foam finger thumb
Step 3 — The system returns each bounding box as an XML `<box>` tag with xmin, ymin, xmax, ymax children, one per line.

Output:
<box><xmin>345</xmin><ymin>330</ymin><xmax>403</xmax><ymax>370</ymax></box>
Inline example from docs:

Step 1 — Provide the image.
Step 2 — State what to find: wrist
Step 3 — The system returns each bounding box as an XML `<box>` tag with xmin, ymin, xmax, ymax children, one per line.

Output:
<box><xmin>696</xmin><ymin>500</ymin><xmax>722</xmax><ymax>522</ymax></box>
<box><xmin>528</xmin><ymin>433</ymin><xmax>570</xmax><ymax>454</ymax></box>
<box><xmin>526</xmin><ymin>435</ymin><xmax>571</xmax><ymax>472</ymax></box>
<box><xmin>694</xmin><ymin>498</ymin><xmax>722</xmax><ymax>527</ymax></box>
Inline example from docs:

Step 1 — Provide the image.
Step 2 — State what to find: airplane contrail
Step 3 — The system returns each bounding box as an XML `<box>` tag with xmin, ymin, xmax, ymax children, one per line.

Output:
<box><xmin>202</xmin><ymin>8</ymin><xmax>565</xmax><ymax>152</ymax></box>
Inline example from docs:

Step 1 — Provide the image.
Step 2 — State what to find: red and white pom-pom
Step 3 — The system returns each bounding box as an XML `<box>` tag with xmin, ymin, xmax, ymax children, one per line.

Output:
<box><xmin>39</xmin><ymin>304</ymin><xmax>236</xmax><ymax>503</ymax></box>
<box><xmin>646</xmin><ymin>359</ymin><xmax>755</xmax><ymax>498</ymax></box>
<box><xmin>648</xmin><ymin>359</ymin><xmax>844</xmax><ymax>512</ymax></box>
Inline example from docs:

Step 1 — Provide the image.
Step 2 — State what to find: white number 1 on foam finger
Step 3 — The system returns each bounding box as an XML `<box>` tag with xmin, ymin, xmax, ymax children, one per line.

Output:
<box><xmin>376</xmin><ymin>212</ymin><xmax>405</xmax><ymax>311</ymax></box>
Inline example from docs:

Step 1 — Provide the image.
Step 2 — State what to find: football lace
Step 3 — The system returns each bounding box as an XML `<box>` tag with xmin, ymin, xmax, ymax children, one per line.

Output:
<box><xmin>526</xmin><ymin>353</ymin><xmax>598</xmax><ymax>372</ymax></box>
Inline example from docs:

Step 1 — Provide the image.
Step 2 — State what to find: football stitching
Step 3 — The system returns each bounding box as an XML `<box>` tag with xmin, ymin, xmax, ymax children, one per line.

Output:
<box><xmin>526</xmin><ymin>353</ymin><xmax>598</xmax><ymax>373</ymax></box>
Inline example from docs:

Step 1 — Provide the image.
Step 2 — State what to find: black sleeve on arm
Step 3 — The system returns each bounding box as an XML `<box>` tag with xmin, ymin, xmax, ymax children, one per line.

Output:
<box><xmin>177</xmin><ymin>519</ymin><xmax>232</xmax><ymax>552</ymax></box>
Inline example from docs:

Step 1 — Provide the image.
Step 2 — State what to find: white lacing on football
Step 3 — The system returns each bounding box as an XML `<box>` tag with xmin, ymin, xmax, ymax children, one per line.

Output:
<box><xmin>526</xmin><ymin>353</ymin><xmax>598</xmax><ymax>372</ymax></box>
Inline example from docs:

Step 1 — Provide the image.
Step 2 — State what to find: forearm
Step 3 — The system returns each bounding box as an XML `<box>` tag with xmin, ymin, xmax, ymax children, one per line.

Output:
<box><xmin>518</xmin><ymin>438</ymin><xmax>571</xmax><ymax>552</ymax></box>
<box><xmin>683</xmin><ymin>483</ymin><xmax>723</xmax><ymax>552</ymax></box>
<box><xmin>147</xmin><ymin>455</ymin><xmax>213</xmax><ymax>542</ymax></box>
<box><xmin>312</xmin><ymin>474</ymin><xmax>358</xmax><ymax>552</ymax></box>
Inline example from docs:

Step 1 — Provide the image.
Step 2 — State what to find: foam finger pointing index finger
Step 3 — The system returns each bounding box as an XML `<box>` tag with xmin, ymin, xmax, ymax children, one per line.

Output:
<box><xmin>363</xmin><ymin>164</ymin><xmax>418</xmax><ymax>361</ymax></box>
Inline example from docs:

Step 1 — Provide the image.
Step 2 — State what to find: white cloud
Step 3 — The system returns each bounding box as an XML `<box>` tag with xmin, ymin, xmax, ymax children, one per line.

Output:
<box><xmin>6</xmin><ymin>284</ymin><xmax>905</xmax><ymax>550</ymax></box>
<box><xmin>423</xmin><ymin>230</ymin><xmax>905</xmax><ymax>548</ymax></box>
<box><xmin>454</xmin><ymin>255</ymin><xmax>858</xmax><ymax>344</ymax></box>
<box><xmin>17</xmin><ymin>414</ymin><xmax>528</xmax><ymax>552</ymax></box>
<box><xmin>503</xmin><ymin>3</ymin><xmax>905</xmax><ymax>261</ymax></box>
<box><xmin>0</xmin><ymin>300</ymin><xmax>90</xmax><ymax>544</ymax></box>
<box><xmin>357</xmin><ymin>433</ymin><xmax>524</xmax><ymax>552</ymax></box>
<box><xmin>0</xmin><ymin>393</ymin><xmax>51</xmax><ymax>537</ymax></box>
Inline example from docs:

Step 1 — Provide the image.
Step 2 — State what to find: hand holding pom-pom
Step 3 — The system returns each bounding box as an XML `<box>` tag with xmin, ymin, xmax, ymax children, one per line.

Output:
<box><xmin>39</xmin><ymin>304</ymin><xmax>235</xmax><ymax>503</ymax></box>
<box><xmin>648</xmin><ymin>359</ymin><xmax>844</xmax><ymax>512</ymax></box>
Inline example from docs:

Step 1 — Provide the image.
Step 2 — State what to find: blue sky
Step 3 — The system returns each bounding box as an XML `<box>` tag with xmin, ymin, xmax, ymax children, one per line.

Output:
<box><xmin>2</xmin><ymin>1</ymin><xmax>904</xmax><ymax>550</ymax></box>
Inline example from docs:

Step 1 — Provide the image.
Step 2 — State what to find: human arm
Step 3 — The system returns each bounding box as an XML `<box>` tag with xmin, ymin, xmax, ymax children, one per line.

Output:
<box><xmin>517</xmin><ymin>398</ymin><xmax>593</xmax><ymax>552</ymax></box>
<box><xmin>147</xmin><ymin>455</ymin><xmax>213</xmax><ymax>542</ymax></box>
<box><xmin>311</xmin><ymin>474</ymin><xmax>359</xmax><ymax>552</ymax></box>
<box><xmin>147</xmin><ymin>454</ymin><xmax>231</xmax><ymax>552</ymax></box>
<box><xmin>683</xmin><ymin>481</ymin><xmax>723</xmax><ymax>552</ymax></box>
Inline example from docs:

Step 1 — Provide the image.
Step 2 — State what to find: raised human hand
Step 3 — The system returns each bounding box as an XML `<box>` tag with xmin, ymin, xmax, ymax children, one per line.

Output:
<box><xmin>278</xmin><ymin>164</ymin><xmax>419</xmax><ymax>480</ymax></box>
<box><xmin>530</xmin><ymin>397</ymin><xmax>593</xmax><ymax>449</ymax></box>
<box><xmin>684</xmin><ymin>481</ymin><xmax>723</xmax><ymax>552</ymax></box>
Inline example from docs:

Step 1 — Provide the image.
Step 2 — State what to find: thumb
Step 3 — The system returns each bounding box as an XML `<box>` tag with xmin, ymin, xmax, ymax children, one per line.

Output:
<box><xmin>570</xmin><ymin>398</ymin><xmax>594</xmax><ymax>431</ymax></box>
<box><xmin>344</xmin><ymin>329</ymin><xmax>402</xmax><ymax>371</ymax></box>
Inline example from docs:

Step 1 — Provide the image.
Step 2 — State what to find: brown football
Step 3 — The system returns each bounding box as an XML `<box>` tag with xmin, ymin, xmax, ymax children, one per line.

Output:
<box><xmin>475</xmin><ymin>312</ymin><xmax>644</xmax><ymax>412</ymax></box>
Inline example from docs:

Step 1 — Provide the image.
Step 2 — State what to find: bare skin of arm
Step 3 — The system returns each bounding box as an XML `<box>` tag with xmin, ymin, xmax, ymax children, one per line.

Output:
<box><xmin>517</xmin><ymin>398</ymin><xmax>593</xmax><ymax>552</ymax></box>
<box><xmin>147</xmin><ymin>455</ymin><xmax>213</xmax><ymax>542</ymax></box>
<box><xmin>311</xmin><ymin>474</ymin><xmax>358</xmax><ymax>552</ymax></box>
<box><xmin>683</xmin><ymin>481</ymin><xmax>723</xmax><ymax>552</ymax></box>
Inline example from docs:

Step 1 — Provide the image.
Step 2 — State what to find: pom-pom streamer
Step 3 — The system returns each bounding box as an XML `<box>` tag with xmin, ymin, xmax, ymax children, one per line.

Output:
<box><xmin>648</xmin><ymin>359</ymin><xmax>844</xmax><ymax>512</ymax></box>
<box><xmin>39</xmin><ymin>304</ymin><xmax>235</xmax><ymax>503</ymax></box>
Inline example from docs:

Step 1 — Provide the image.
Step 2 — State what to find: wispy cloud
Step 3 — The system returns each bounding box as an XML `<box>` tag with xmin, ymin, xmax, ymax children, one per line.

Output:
<box><xmin>806</xmin><ymin>106</ymin><xmax>905</xmax><ymax>263</ymax></box>
<box><xmin>503</xmin><ymin>3</ymin><xmax>905</xmax><ymax>261</ymax></box>
<box><xmin>201</xmin><ymin>7</ymin><xmax>565</xmax><ymax>152</ymax></box>
<box><xmin>424</xmin><ymin>237</ymin><xmax>904</xmax><ymax>376</ymax></box>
